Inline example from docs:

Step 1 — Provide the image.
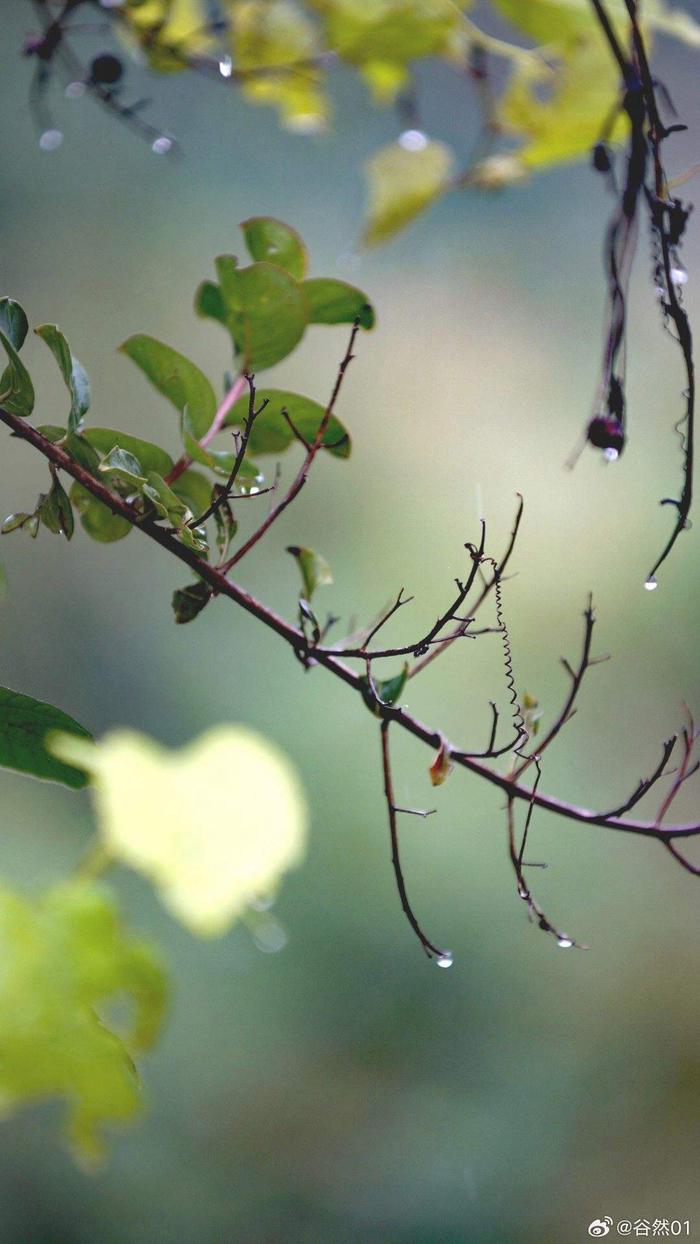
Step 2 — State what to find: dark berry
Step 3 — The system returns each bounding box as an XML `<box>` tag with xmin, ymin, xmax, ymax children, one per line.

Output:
<box><xmin>587</xmin><ymin>415</ymin><xmax>625</xmax><ymax>454</ymax></box>
<box><xmin>592</xmin><ymin>142</ymin><xmax>611</xmax><ymax>173</ymax></box>
<box><xmin>90</xmin><ymin>54</ymin><xmax>124</xmax><ymax>86</ymax></box>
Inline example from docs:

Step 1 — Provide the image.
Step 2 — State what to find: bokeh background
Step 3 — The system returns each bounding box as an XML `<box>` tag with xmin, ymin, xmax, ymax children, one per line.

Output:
<box><xmin>2</xmin><ymin>3</ymin><xmax>700</xmax><ymax>1240</ymax></box>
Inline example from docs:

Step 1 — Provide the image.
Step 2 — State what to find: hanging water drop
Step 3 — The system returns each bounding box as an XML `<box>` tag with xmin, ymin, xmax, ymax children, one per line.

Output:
<box><xmin>603</xmin><ymin>447</ymin><xmax>619</xmax><ymax>462</ymax></box>
<box><xmin>39</xmin><ymin>128</ymin><xmax>63</xmax><ymax>152</ymax></box>
<box><xmin>644</xmin><ymin>575</ymin><xmax>658</xmax><ymax>591</ymax></box>
<box><xmin>65</xmin><ymin>81</ymin><xmax>86</xmax><ymax>100</ymax></box>
<box><xmin>219</xmin><ymin>55</ymin><xmax>233</xmax><ymax>79</ymax></box>
<box><xmin>436</xmin><ymin>952</ymin><xmax>453</xmax><ymax>968</ymax></box>
<box><xmin>399</xmin><ymin>129</ymin><xmax>428</xmax><ymax>152</ymax></box>
<box><xmin>670</xmin><ymin>252</ymin><xmax>688</xmax><ymax>287</ymax></box>
<box><xmin>557</xmin><ymin>936</ymin><xmax>574</xmax><ymax>949</ymax></box>
<box><xmin>151</xmin><ymin>135</ymin><xmax>173</xmax><ymax>155</ymax></box>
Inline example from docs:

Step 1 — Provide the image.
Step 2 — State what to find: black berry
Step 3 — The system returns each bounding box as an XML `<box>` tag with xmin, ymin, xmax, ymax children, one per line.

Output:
<box><xmin>90</xmin><ymin>54</ymin><xmax>124</xmax><ymax>86</ymax></box>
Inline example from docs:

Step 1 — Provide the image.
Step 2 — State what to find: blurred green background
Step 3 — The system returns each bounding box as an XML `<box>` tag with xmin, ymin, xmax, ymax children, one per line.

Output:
<box><xmin>2</xmin><ymin>3</ymin><xmax>700</xmax><ymax>1240</ymax></box>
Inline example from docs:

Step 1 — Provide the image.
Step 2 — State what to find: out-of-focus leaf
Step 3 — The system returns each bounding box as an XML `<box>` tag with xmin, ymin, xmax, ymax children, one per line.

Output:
<box><xmin>302</xmin><ymin>278</ymin><xmax>375</xmax><ymax>329</ymax></box>
<box><xmin>0</xmin><ymin>686</ymin><xmax>92</xmax><ymax>788</ymax></box>
<box><xmin>499</xmin><ymin>36</ymin><xmax>626</xmax><ymax>168</ymax></box>
<box><xmin>241</xmin><ymin>217</ymin><xmax>308</xmax><ymax>279</ymax></box>
<box><xmin>83</xmin><ymin>429</ymin><xmax>174</xmax><ymax>477</ymax></box>
<box><xmin>286</xmin><ymin>545</ymin><xmax>332</xmax><ymax>600</ymax></box>
<box><xmin>0</xmin><ymin>880</ymin><xmax>166</xmax><ymax>1162</ymax></box>
<box><xmin>51</xmin><ymin>727</ymin><xmax>308</xmax><ymax>937</ymax></box>
<box><xmin>493</xmin><ymin>0</ymin><xmax>700</xmax><ymax>45</ymax></box>
<box><xmin>0</xmin><ymin>329</ymin><xmax>34</xmax><ymax>418</ymax></box>
<box><xmin>230</xmin><ymin>0</ymin><xmax>329</xmax><ymax>131</ymax></box>
<box><xmin>363</xmin><ymin>140</ymin><xmax>455</xmax><ymax>245</ymax></box>
<box><xmin>194</xmin><ymin>280</ymin><xmax>227</xmax><ymax>327</ymax></box>
<box><xmin>122</xmin><ymin>0</ymin><xmax>213</xmax><ymax>71</ymax></box>
<box><xmin>119</xmin><ymin>336</ymin><xmax>217</xmax><ymax>439</ymax></box>
<box><xmin>0</xmin><ymin>299</ymin><xmax>29</xmax><ymax>352</ymax></box>
<box><xmin>225</xmin><ymin>389</ymin><xmax>350</xmax><ymax>458</ymax></box>
<box><xmin>70</xmin><ymin>482</ymin><xmax>132</xmax><ymax>543</ymax></box>
<box><xmin>34</xmin><ymin>324</ymin><xmax>90</xmax><ymax>433</ymax></box>
<box><xmin>1</xmin><ymin>512</ymin><xmax>39</xmax><ymax>539</ymax></box>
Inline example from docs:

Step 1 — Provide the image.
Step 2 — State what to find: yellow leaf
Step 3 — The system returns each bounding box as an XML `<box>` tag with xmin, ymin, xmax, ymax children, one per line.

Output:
<box><xmin>51</xmin><ymin>727</ymin><xmax>308</xmax><ymax>937</ymax></box>
<box><xmin>363</xmin><ymin>139</ymin><xmax>455</xmax><ymax>246</ymax></box>
<box><xmin>228</xmin><ymin>0</ymin><xmax>330</xmax><ymax>131</ymax></box>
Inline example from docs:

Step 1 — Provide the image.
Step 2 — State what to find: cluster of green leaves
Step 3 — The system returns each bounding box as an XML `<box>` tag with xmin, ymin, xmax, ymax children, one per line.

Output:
<box><xmin>0</xmin><ymin>220</ymin><xmax>374</xmax><ymax>610</ymax></box>
<box><xmin>0</xmin><ymin>684</ymin><xmax>307</xmax><ymax>1160</ymax></box>
<box><xmin>114</xmin><ymin>0</ymin><xmax>700</xmax><ymax>243</ymax></box>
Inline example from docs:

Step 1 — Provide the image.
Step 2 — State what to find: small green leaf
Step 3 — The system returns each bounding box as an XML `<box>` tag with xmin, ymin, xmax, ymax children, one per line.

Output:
<box><xmin>1</xmin><ymin>512</ymin><xmax>38</xmax><ymax>537</ymax></box>
<box><xmin>34</xmin><ymin>324</ymin><xmax>91</xmax><ymax>433</ymax></box>
<box><xmin>286</xmin><ymin>545</ymin><xmax>333</xmax><ymax>600</ymax></box>
<box><xmin>362</xmin><ymin>140</ymin><xmax>455</xmax><ymax>246</ymax></box>
<box><xmin>142</xmin><ymin>471</ymin><xmax>189</xmax><ymax>522</ymax></box>
<box><xmin>83</xmin><ymin>428</ymin><xmax>174</xmax><ymax>477</ymax></box>
<box><xmin>170</xmin><ymin>469</ymin><xmax>214</xmax><ymax>518</ymax></box>
<box><xmin>63</xmin><ymin>433</ymin><xmax>101</xmax><ymax>473</ymax></box>
<box><xmin>98</xmin><ymin>447</ymin><xmax>147</xmax><ymax>490</ymax></box>
<box><xmin>225</xmin><ymin>389</ymin><xmax>350</xmax><ymax>459</ymax></box>
<box><xmin>38</xmin><ymin>473</ymin><xmax>74</xmax><ymax>540</ymax></box>
<box><xmin>0</xmin><ymin>328</ymin><xmax>35</xmax><ymax>418</ymax></box>
<box><xmin>302</xmin><ymin>278</ymin><xmax>375</xmax><ymax>329</ymax></box>
<box><xmin>0</xmin><ymin>686</ymin><xmax>92</xmax><ymax>788</ymax></box>
<box><xmin>241</xmin><ymin>217</ymin><xmax>308</xmax><ymax>279</ymax></box>
<box><xmin>70</xmin><ymin>483</ymin><xmax>132</xmax><ymax>543</ymax></box>
<box><xmin>172</xmin><ymin>580</ymin><xmax>213</xmax><ymax>624</ymax></box>
<box><xmin>119</xmin><ymin>336</ymin><xmax>217</xmax><ymax>439</ymax></box>
<box><xmin>0</xmin><ymin>299</ymin><xmax>29</xmax><ymax>352</ymax></box>
<box><xmin>211</xmin><ymin>260</ymin><xmax>308</xmax><ymax>371</ymax></box>
<box><xmin>0</xmin><ymin>880</ymin><xmax>167</xmax><ymax>1162</ymax></box>
<box><xmin>360</xmin><ymin>664</ymin><xmax>410</xmax><ymax>715</ymax></box>
<box><xmin>194</xmin><ymin>280</ymin><xmax>227</xmax><ymax>327</ymax></box>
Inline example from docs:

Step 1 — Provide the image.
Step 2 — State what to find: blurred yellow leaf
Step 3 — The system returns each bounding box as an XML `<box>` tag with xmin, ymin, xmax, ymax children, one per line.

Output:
<box><xmin>499</xmin><ymin>36</ymin><xmax>627</xmax><ymax>169</ymax></box>
<box><xmin>0</xmin><ymin>880</ymin><xmax>166</xmax><ymax>1163</ymax></box>
<box><xmin>492</xmin><ymin>0</ymin><xmax>700</xmax><ymax>46</ymax></box>
<box><xmin>51</xmin><ymin>727</ymin><xmax>308</xmax><ymax>937</ymax></box>
<box><xmin>229</xmin><ymin>0</ymin><xmax>329</xmax><ymax>131</ymax></box>
<box><xmin>122</xmin><ymin>0</ymin><xmax>213</xmax><ymax>72</ymax></box>
<box><xmin>363</xmin><ymin>139</ymin><xmax>455</xmax><ymax>246</ymax></box>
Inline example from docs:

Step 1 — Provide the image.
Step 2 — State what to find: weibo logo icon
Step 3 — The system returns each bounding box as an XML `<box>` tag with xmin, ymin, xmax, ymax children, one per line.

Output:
<box><xmin>588</xmin><ymin>1219</ymin><xmax>613</xmax><ymax>1237</ymax></box>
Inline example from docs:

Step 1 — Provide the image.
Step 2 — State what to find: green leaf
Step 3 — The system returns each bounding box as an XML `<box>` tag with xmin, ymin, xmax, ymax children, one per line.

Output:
<box><xmin>170</xmin><ymin>469</ymin><xmax>213</xmax><ymax>518</ymax></box>
<box><xmin>230</xmin><ymin>0</ymin><xmax>328</xmax><ymax>131</ymax></box>
<box><xmin>0</xmin><ymin>880</ymin><xmax>166</xmax><ymax>1162</ymax></box>
<box><xmin>194</xmin><ymin>280</ymin><xmax>227</xmax><ymax>327</ymax></box>
<box><xmin>70</xmin><ymin>482</ymin><xmax>132</xmax><ymax>543</ymax></box>
<box><xmin>0</xmin><ymin>329</ymin><xmax>35</xmax><ymax>418</ymax></box>
<box><xmin>213</xmin><ymin>261</ymin><xmax>308</xmax><ymax>371</ymax></box>
<box><xmin>63</xmin><ymin>432</ymin><xmax>102</xmax><ymax>473</ymax></box>
<box><xmin>1</xmin><ymin>512</ymin><xmax>39</xmax><ymax>538</ymax></box>
<box><xmin>172</xmin><ymin>580</ymin><xmax>213</xmax><ymax>624</ymax></box>
<box><xmin>362</xmin><ymin>140</ymin><xmax>455</xmax><ymax>245</ymax></box>
<box><xmin>241</xmin><ymin>217</ymin><xmax>308</xmax><ymax>279</ymax></box>
<box><xmin>302</xmin><ymin>278</ymin><xmax>375</xmax><ymax>329</ymax></box>
<box><xmin>142</xmin><ymin>471</ymin><xmax>189</xmax><ymax>522</ymax></box>
<box><xmin>34</xmin><ymin>324</ymin><xmax>91</xmax><ymax>434</ymax></box>
<box><xmin>98</xmin><ymin>446</ymin><xmax>147</xmax><ymax>490</ymax></box>
<box><xmin>0</xmin><ymin>686</ymin><xmax>92</xmax><ymax>788</ymax></box>
<box><xmin>0</xmin><ymin>299</ymin><xmax>29</xmax><ymax>352</ymax></box>
<box><xmin>51</xmin><ymin>727</ymin><xmax>308</xmax><ymax>937</ymax></box>
<box><xmin>224</xmin><ymin>389</ymin><xmax>350</xmax><ymax>459</ymax></box>
<box><xmin>360</xmin><ymin>664</ymin><xmax>410</xmax><ymax>715</ymax></box>
<box><xmin>38</xmin><ymin>473</ymin><xmax>74</xmax><ymax>540</ymax></box>
<box><xmin>119</xmin><ymin>336</ymin><xmax>217</xmax><ymax>439</ymax></box>
<box><xmin>83</xmin><ymin>428</ymin><xmax>174</xmax><ymax>477</ymax></box>
<box><xmin>286</xmin><ymin>545</ymin><xmax>333</xmax><ymax>600</ymax></box>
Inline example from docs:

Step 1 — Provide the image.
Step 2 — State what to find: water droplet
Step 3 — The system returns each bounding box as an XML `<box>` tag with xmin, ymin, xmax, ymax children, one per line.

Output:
<box><xmin>670</xmin><ymin>254</ymin><xmax>688</xmax><ymax>287</ymax></box>
<box><xmin>151</xmin><ymin>135</ymin><xmax>173</xmax><ymax>155</ymax></box>
<box><xmin>39</xmin><ymin>128</ymin><xmax>63</xmax><ymax>152</ymax></box>
<box><xmin>603</xmin><ymin>447</ymin><xmax>619</xmax><ymax>462</ymax></box>
<box><xmin>65</xmin><ymin>81</ymin><xmax>86</xmax><ymax>100</ymax></box>
<box><xmin>252</xmin><ymin>915</ymin><xmax>288</xmax><ymax>954</ymax></box>
<box><xmin>219</xmin><ymin>55</ymin><xmax>233</xmax><ymax>79</ymax></box>
<box><xmin>644</xmin><ymin>575</ymin><xmax>658</xmax><ymax>591</ymax></box>
<box><xmin>436</xmin><ymin>952</ymin><xmax>453</xmax><ymax>968</ymax></box>
<box><xmin>399</xmin><ymin>128</ymin><xmax>428</xmax><ymax>152</ymax></box>
<box><xmin>557</xmin><ymin>936</ymin><xmax>574</xmax><ymax>949</ymax></box>
<box><xmin>683</xmin><ymin>518</ymin><xmax>693</xmax><ymax>531</ymax></box>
